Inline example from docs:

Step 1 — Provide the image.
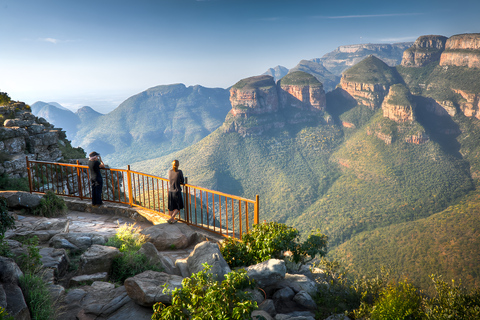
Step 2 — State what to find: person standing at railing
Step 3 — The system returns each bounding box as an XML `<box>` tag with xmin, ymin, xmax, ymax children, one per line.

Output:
<box><xmin>88</xmin><ymin>151</ymin><xmax>105</xmax><ymax>207</ymax></box>
<box><xmin>167</xmin><ymin>159</ymin><xmax>184</xmax><ymax>224</ymax></box>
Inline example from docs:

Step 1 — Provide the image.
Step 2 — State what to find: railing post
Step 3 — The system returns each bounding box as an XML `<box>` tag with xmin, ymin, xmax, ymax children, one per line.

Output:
<box><xmin>184</xmin><ymin>177</ymin><xmax>189</xmax><ymax>223</ymax></box>
<box><xmin>254</xmin><ymin>194</ymin><xmax>259</xmax><ymax>225</ymax></box>
<box><xmin>26</xmin><ymin>156</ymin><xmax>33</xmax><ymax>193</ymax></box>
<box><xmin>76</xmin><ymin>160</ymin><xmax>84</xmax><ymax>200</ymax></box>
<box><xmin>127</xmin><ymin>165</ymin><xmax>133</xmax><ymax>207</ymax></box>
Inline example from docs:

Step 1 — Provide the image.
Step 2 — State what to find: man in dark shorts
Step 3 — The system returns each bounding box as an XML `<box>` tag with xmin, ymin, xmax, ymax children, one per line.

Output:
<box><xmin>88</xmin><ymin>151</ymin><xmax>105</xmax><ymax>207</ymax></box>
<box><xmin>167</xmin><ymin>159</ymin><xmax>184</xmax><ymax>223</ymax></box>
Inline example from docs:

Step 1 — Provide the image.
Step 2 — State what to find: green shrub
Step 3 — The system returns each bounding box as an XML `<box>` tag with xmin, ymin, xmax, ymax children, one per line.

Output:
<box><xmin>0</xmin><ymin>198</ymin><xmax>15</xmax><ymax>236</ymax></box>
<box><xmin>220</xmin><ymin>222</ymin><xmax>328</xmax><ymax>268</ymax></box>
<box><xmin>105</xmin><ymin>223</ymin><xmax>146</xmax><ymax>252</ymax></box>
<box><xmin>152</xmin><ymin>264</ymin><xmax>257</xmax><ymax>320</ymax></box>
<box><xmin>0</xmin><ymin>307</ymin><xmax>14</xmax><ymax>320</ymax></box>
<box><xmin>0</xmin><ymin>173</ymin><xmax>29</xmax><ymax>191</ymax></box>
<box><xmin>19</xmin><ymin>273</ymin><xmax>56</xmax><ymax>320</ymax></box>
<box><xmin>424</xmin><ymin>275</ymin><xmax>480</xmax><ymax>319</ymax></box>
<box><xmin>110</xmin><ymin>250</ymin><xmax>163</xmax><ymax>284</ymax></box>
<box><xmin>0</xmin><ymin>235</ymin><xmax>13</xmax><ymax>258</ymax></box>
<box><xmin>32</xmin><ymin>190</ymin><xmax>67</xmax><ymax>217</ymax></box>
<box><xmin>17</xmin><ymin>236</ymin><xmax>42</xmax><ymax>275</ymax></box>
<box><xmin>106</xmin><ymin>223</ymin><xmax>163</xmax><ymax>284</ymax></box>
<box><xmin>369</xmin><ymin>280</ymin><xmax>424</xmax><ymax>320</ymax></box>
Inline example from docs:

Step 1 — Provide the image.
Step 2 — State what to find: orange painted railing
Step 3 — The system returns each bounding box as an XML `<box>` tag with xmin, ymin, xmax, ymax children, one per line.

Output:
<box><xmin>26</xmin><ymin>156</ymin><xmax>259</xmax><ymax>239</ymax></box>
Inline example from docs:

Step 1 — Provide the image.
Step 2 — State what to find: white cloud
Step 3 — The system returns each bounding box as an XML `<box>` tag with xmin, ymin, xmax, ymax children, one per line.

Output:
<box><xmin>39</xmin><ymin>37</ymin><xmax>60</xmax><ymax>44</ymax></box>
<box><xmin>314</xmin><ymin>13</ymin><xmax>423</xmax><ymax>19</ymax></box>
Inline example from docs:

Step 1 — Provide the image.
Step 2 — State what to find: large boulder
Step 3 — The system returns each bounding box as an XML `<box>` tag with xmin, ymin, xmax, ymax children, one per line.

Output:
<box><xmin>141</xmin><ymin>223</ymin><xmax>197</xmax><ymax>251</ymax></box>
<box><xmin>292</xmin><ymin>290</ymin><xmax>317</xmax><ymax>310</ymax></box>
<box><xmin>0</xmin><ymin>257</ymin><xmax>29</xmax><ymax>320</ymax></box>
<box><xmin>78</xmin><ymin>244</ymin><xmax>120</xmax><ymax>275</ymax></box>
<box><xmin>186</xmin><ymin>241</ymin><xmax>231</xmax><ymax>280</ymax></box>
<box><xmin>39</xmin><ymin>247</ymin><xmax>70</xmax><ymax>278</ymax></box>
<box><xmin>49</xmin><ymin>233</ymin><xmax>108</xmax><ymax>253</ymax></box>
<box><xmin>0</xmin><ymin>191</ymin><xmax>42</xmax><ymax>209</ymax></box>
<box><xmin>277</xmin><ymin>274</ymin><xmax>317</xmax><ymax>295</ymax></box>
<box><xmin>124</xmin><ymin>270</ymin><xmax>183</xmax><ymax>306</ymax></box>
<box><xmin>246</xmin><ymin>259</ymin><xmax>286</xmax><ymax>288</ymax></box>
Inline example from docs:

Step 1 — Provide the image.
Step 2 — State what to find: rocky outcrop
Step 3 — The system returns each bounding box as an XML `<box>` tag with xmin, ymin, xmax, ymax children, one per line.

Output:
<box><xmin>405</xmin><ymin>132</ymin><xmax>430</xmax><ymax>144</ymax></box>
<box><xmin>382</xmin><ymin>84</ymin><xmax>415</xmax><ymax>122</ymax></box>
<box><xmin>229</xmin><ymin>75</ymin><xmax>279</xmax><ymax>116</ymax></box>
<box><xmin>338</xmin><ymin>55</ymin><xmax>399</xmax><ymax>109</ymax></box>
<box><xmin>440</xmin><ymin>33</ymin><xmax>480</xmax><ymax>69</ymax></box>
<box><xmin>278</xmin><ymin>71</ymin><xmax>326</xmax><ymax>111</ymax></box>
<box><xmin>0</xmin><ymin>101</ymin><xmax>74</xmax><ymax>179</ymax></box>
<box><xmin>339</xmin><ymin>81</ymin><xmax>388</xmax><ymax>109</ymax></box>
<box><xmin>225</xmin><ymin>72</ymin><xmax>328</xmax><ymax>136</ymax></box>
<box><xmin>401</xmin><ymin>35</ymin><xmax>447</xmax><ymax>67</ymax></box>
<box><xmin>453</xmin><ymin>89</ymin><xmax>480</xmax><ymax>120</ymax></box>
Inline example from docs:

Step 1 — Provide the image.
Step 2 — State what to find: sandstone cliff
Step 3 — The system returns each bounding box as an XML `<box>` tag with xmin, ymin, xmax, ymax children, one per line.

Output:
<box><xmin>382</xmin><ymin>84</ymin><xmax>415</xmax><ymax>122</ymax></box>
<box><xmin>401</xmin><ymin>35</ymin><xmax>447</xmax><ymax>67</ymax></box>
<box><xmin>453</xmin><ymin>89</ymin><xmax>480</xmax><ymax>120</ymax></box>
<box><xmin>0</xmin><ymin>101</ymin><xmax>81</xmax><ymax>179</ymax></box>
<box><xmin>229</xmin><ymin>75</ymin><xmax>279</xmax><ymax>116</ymax></box>
<box><xmin>440</xmin><ymin>33</ymin><xmax>480</xmax><ymax>69</ymax></box>
<box><xmin>278</xmin><ymin>71</ymin><xmax>326</xmax><ymax>111</ymax></box>
<box><xmin>225</xmin><ymin>72</ymin><xmax>327</xmax><ymax>136</ymax></box>
<box><xmin>339</xmin><ymin>56</ymin><xmax>401</xmax><ymax>109</ymax></box>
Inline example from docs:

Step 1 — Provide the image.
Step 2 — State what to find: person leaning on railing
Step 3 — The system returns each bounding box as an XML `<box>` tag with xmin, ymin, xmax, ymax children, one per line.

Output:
<box><xmin>167</xmin><ymin>159</ymin><xmax>184</xmax><ymax>224</ymax></box>
<box><xmin>88</xmin><ymin>151</ymin><xmax>105</xmax><ymax>207</ymax></box>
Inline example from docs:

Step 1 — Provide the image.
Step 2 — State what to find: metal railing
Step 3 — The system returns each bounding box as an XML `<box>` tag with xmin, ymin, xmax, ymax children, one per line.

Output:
<box><xmin>26</xmin><ymin>156</ymin><xmax>259</xmax><ymax>239</ymax></box>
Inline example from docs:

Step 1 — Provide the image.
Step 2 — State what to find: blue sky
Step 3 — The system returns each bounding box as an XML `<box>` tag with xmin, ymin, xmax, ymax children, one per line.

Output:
<box><xmin>1</xmin><ymin>0</ymin><xmax>479</xmax><ymax>113</ymax></box>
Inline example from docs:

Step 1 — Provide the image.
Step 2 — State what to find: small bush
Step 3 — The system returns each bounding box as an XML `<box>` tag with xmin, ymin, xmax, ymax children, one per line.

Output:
<box><xmin>0</xmin><ymin>173</ymin><xmax>29</xmax><ymax>191</ymax></box>
<box><xmin>220</xmin><ymin>222</ymin><xmax>328</xmax><ymax>268</ymax></box>
<box><xmin>424</xmin><ymin>275</ymin><xmax>480</xmax><ymax>319</ymax></box>
<box><xmin>369</xmin><ymin>280</ymin><xmax>424</xmax><ymax>320</ymax></box>
<box><xmin>110</xmin><ymin>250</ymin><xmax>163</xmax><ymax>284</ymax></box>
<box><xmin>0</xmin><ymin>235</ymin><xmax>13</xmax><ymax>258</ymax></box>
<box><xmin>19</xmin><ymin>273</ymin><xmax>56</xmax><ymax>320</ymax></box>
<box><xmin>152</xmin><ymin>264</ymin><xmax>257</xmax><ymax>320</ymax></box>
<box><xmin>32</xmin><ymin>191</ymin><xmax>67</xmax><ymax>217</ymax></box>
<box><xmin>106</xmin><ymin>222</ymin><xmax>163</xmax><ymax>284</ymax></box>
<box><xmin>0</xmin><ymin>198</ymin><xmax>15</xmax><ymax>236</ymax></box>
<box><xmin>17</xmin><ymin>236</ymin><xmax>42</xmax><ymax>275</ymax></box>
<box><xmin>0</xmin><ymin>307</ymin><xmax>14</xmax><ymax>320</ymax></box>
<box><xmin>105</xmin><ymin>223</ymin><xmax>146</xmax><ymax>252</ymax></box>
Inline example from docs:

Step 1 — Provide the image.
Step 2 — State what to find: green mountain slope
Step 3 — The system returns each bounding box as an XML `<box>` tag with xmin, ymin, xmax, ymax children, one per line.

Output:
<box><xmin>331</xmin><ymin>189</ymin><xmax>480</xmax><ymax>294</ymax></box>
<box><xmin>73</xmin><ymin>84</ymin><xmax>231</xmax><ymax>167</ymax></box>
<box><xmin>291</xmin><ymin>109</ymin><xmax>473</xmax><ymax>246</ymax></box>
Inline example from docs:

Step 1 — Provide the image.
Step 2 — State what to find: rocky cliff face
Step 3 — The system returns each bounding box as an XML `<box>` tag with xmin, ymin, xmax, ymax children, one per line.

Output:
<box><xmin>339</xmin><ymin>80</ymin><xmax>388</xmax><ymax>109</ymax></box>
<box><xmin>401</xmin><ymin>35</ymin><xmax>448</xmax><ymax>67</ymax></box>
<box><xmin>0</xmin><ymin>102</ymin><xmax>71</xmax><ymax>179</ymax></box>
<box><xmin>453</xmin><ymin>89</ymin><xmax>480</xmax><ymax>120</ymax></box>
<box><xmin>225</xmin><ymin>73</ymin><xmax>326</xmax><ymax>136</ymax></box>
<box><xmin>229</xmin><ymin>75</ymin><xmax>279</xmax><ymax>116</ymax></box>
<box><xmin>381</xmin><ymin>84</ymin><xmax>415</xmax><ymax>122</ymax></box>
<box><xmin>440</xmin><ymin>33</ymin><xmax>480</xmax><ymax>69</ymax></box>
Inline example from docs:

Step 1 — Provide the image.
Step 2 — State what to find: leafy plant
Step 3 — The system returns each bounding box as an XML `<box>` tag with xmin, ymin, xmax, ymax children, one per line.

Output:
<box><xmin>105</xmin><ymin>223</ymin><xmax>147</xmax><ymax>252</ymax></box>
<box><xmin>220</xmin><ymin>222</ymin><xmax>328</xmax><ymax>268</ymax></box>
<box><xmin>0</xmin><ymin>307</ymin><xmax>14</xmax><ymax>320</ymax></box>
<box><xmin>106</xmin><ymin>222</ymin><xmax>163</xmax><ymax>284</ymax></box>
<box><xmin>19</xmin><ymin>273</ymin><xmax>56</xmax><ymax>320</ymax></box>
<box><xmin>110</xmin><ymin>250</ymin><xmax>163</xmax><ymax>284</ymax></box>
<box><xmin>0</xmin><ymin>198</ymin><xmax>15</xmax><ymax>236</ymax></box>
<box><xmin>424</xmin><ymin>275</ymin><xmax>480</xmax><ymax>319</ymax></box>
<box><xmin>0</xmin><ymin>173</ymin><xmax>29</xmax><ymax>191</ymax></box>
<box><xmin>32</xmin><ymin>190</ymin><xmax>67</xmax><ymax>217</ymax></box>
<box><xmin>152</xmin><ymin>263</ymin><xmax>257</xmax><ymax>320</ymax></box>
<box><xmin>17</xmin><ymin>236</ymin><xmax>42</xmax><ymax>275</ymax></box>
<box><xmin>369</xmin><ymin>280</ymin><xmax>424</xmax><ymax>320</ymax></box>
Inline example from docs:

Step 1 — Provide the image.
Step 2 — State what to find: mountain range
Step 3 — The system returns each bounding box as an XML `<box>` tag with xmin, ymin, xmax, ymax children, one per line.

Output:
<box><xmin>29</xmin><ymin>34</ymin><xmax>480</xmax><ymax>293</ymax></box>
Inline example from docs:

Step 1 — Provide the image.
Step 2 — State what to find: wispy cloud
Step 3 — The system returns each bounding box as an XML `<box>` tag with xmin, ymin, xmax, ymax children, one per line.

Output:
<box><xmin>314</xmin><ymin>13</ymin><xmax>423</xmax><ymax>19</ymax></box>
<box><xmin>379</xmin><ymin>36</ymin><xmax>418</xmax><ymax>42</ymax></box>
<box><xmin>39</xmin><ymin>37</ymin><xmax>60</xmax><ymax>44</ymax></box>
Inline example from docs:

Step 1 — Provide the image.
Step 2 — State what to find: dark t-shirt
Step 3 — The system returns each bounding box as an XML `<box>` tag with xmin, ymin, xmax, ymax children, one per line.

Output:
<box><xmin>168</xmin><ymin>169</ymin><xmax>184</xmax><ymax>192</ymax></box>
<box><xmin>88</xmin><ymin>160</ymin><xmax>102</xmax><ymax>182</ymax></box>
